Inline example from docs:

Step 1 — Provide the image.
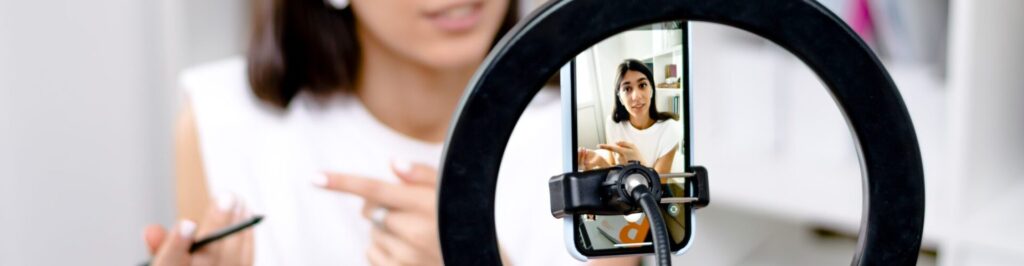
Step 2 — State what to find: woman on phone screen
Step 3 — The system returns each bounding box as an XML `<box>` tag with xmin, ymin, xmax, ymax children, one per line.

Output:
<box><xmin>579</xmin><ymin>59</ymin><xmax>680</xmax><ymax>174</ymax></box>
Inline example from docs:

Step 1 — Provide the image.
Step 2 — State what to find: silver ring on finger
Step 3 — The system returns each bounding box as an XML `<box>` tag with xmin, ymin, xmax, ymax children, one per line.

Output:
<box><xmin>371</xmin><ymin>207</ymin><xmax>389</xmax><ymax>230</ymax></box>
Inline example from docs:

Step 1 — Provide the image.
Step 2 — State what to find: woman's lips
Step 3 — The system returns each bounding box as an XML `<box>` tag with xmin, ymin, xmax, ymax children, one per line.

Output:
<box><xmin>424</xmin><ymin>2</ymin><xmax>483</xmax><ymax>33</ymax></box>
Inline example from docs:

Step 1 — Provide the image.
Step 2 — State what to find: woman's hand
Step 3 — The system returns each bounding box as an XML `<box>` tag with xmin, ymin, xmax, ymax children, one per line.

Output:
<box><xmin>143</xmin><ymin>195</ymin><xmax>255</xmax><ymax>266</ymax></box>
<box><xmin>578</xmin><ymin>147</ymin><xmax>612</xmax><ymax>170</ymax></box>
<box><xmin>319</xmin><ymin>161</ymin><xmax>443</xmax><ymax>266</ymax></box>
<box><xmin>144</xmin><ymin>220</ymin><xmax>196</xmax><ymax>266</ymax></box>
<box><xmin>598</xmin><ymin>141</ymin><xmax>646</xmax><ymax>166</ymax></box>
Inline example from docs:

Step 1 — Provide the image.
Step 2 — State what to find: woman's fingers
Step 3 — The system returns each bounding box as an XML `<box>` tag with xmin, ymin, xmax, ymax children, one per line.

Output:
<box><xmin>371</xmin><ymin>227</ymin><xmax>438</xmax><ymax>265</ymax></box>
<box><xmin>380</xmin><ymin>210</ymin><xmax>439</xmax><ymax>254</ymax></box>
<box><xmin>612</xmin><ymin>141</ymin><xmax>640</xmax><ymax>154</ymax></box>
<box><xmin>598</xmin><ymin>143</ymin><xmax>626</xmax><ymax>154</ymax></box>
<box><xmin>320</xmin><ymin>161</ymin><xmax>438</xmax><ymax>212</ymax></box>
<box><xmin>578</xmin><ymin>149</ymin><xmax>589</xmax><ymax>169</ymax></box>
<box><xmin>360</xmin><ymin>202</ymin><xmax>382</xmax><ymax>223</ymax></box>
<box><xmin>359</xmin><ymin>203</ymin><xmax>434</xmax><ymax>247</ymax></box>
<box><xmin>196</xmin><ymin>193</ymin><xmax>238</xmax><ymax>236</ymax></box>
<box><xmin>578</xmin><ymin>147</ymin><xmax>590</xmax><ymax>157</ymax></box>
<box><xmin>366</xmin><ymin>244</ymin><xmax>396</xmax><ymax>266</ymax></box>
<box><xmin>600</xmin><ymin>142</ymin><xmax>646</xmax><ymax>165</ymax></box>
<box><xmin>148</xmin><ymin>195</ymin><xmax>254</xmax><ymax>266</ymax></box>
<box><xmin>319</xmin><ymin>173</ymin><xmax>433</xmax><ymax>211</ymax></box>
<box><xmin>348</xmin><ymin>162</ymin><xmax>443</xmax><ymax>265</ymax></box>
<box><xmin>216</xmin><ymin>206</ymin><xmax>250</xmax><ymax>265</ymax></box>
<box><xmin>361</xmin><ymin>202</ymin><xmax>438</xmax><ymax>253</ymax></box>
<box><xmin>192</xmin><ymin>193</ymin><xmax>240</xmax><ymax>262</ymax></box>
<box><xmin>391</xmin><ymin>160</ymin><xmax>437</xmax><ymax>187</ymax></box>
<box><xmin>580</xmin><ymin>148</ymin><xmax>598</xmax><ymax>170</ymax></box>
<box><xmin>151</xmin><ymin>220</ymin><xmax>196</xmax><ymax>266</ymax></box>
<box><xmin>143</xmin><ymin>224</ymin><xmax>167</xmax><ymax>255</ymax></box>
<box><xmin>239</xmin><ymin>219</ymin><xmax>255</xmax><ymax>266</ymax></box>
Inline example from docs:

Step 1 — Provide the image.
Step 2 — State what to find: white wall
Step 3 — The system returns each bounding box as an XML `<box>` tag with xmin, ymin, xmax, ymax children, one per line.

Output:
<box><xmin>0</xmin><ymin>1</ymin><xmax>167</xmax><ymax>264</ymax></box>
<box><xmin>0</xmin><ymin>0</ymin><xmax>246</xmax><ymax>264</ymax></box>
<box><xmin>945</xmin><ymin>0</ymin><xmax>1024</xmax><ymax>264</ymax></box>
<box><xmin>948</xmin><ymin>0</ymin><xmax>1024</xmax><ymax>213</ymax></box>
<box><xmin>182</xmin><ymin>0</ymin><xmax>249</xmax><ymax>67</ymax></box>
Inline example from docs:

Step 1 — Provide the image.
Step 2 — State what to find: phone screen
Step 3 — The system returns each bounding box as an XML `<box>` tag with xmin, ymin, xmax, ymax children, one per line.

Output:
<box><xmin>569</xmin><ymin>21</ymin><xmax>691</xmax><ymax>256</ymax></box>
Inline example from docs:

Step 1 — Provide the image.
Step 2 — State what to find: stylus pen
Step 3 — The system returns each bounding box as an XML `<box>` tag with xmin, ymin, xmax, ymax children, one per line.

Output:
<box><xmin>140</xmin><ymin>215</ymin><xmax>264</xmax><ymax>266</ymax></box>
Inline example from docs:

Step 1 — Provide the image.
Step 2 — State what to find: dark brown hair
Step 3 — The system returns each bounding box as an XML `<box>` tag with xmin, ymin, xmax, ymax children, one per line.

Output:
<box><xmin>247</xmin><ymin>0</ymin><xmax>519</xmax><ymax>108</ymax></box>
<box><xmin>612</xmin><ymin>59</ymin><xmax>678</xmax><ymax>123</ymax></box>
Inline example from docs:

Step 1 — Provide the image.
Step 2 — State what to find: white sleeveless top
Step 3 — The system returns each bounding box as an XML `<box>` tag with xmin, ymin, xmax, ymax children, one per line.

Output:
<box><xmin>181</xmin><ymin>58</ymin><xmax>582</xmax><ymax>265</ymax></box>
<box><xmin>604</xmin><ymin>119</ymin><xmax>682</xmax><ymax>166</ymax></box>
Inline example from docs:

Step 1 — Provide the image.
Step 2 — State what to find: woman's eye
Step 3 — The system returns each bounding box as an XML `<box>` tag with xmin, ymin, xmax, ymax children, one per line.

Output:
<box><xmin>639</xmin><ymin>83</ymin><xmax>647</xmax><ymax>88</ymax></box>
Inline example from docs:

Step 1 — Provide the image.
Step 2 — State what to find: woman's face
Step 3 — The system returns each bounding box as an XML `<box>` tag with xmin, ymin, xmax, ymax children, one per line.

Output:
<box><xmin>618</xmin><ymin>70</ymin><xmax>653</xmax><ymax>120</ymax></box>
<box><xmin>350</xmin><ymin>0</ymin><xmax>510</xmax><ymax>70</ymax></box>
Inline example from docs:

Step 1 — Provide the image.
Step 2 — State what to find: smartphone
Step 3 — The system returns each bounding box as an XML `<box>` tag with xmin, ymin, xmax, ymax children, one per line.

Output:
<box><xmin>559</xmin><ymin>21</ymin><xmax>693</xmax><ymax>259</ymax></box>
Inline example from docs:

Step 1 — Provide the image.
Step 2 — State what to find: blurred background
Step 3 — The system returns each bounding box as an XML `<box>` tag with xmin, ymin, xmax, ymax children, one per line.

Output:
<box><xmin>0</xmin><ymin>0</ymin><xmax>1021</xmax><ymax>265</ymax></box>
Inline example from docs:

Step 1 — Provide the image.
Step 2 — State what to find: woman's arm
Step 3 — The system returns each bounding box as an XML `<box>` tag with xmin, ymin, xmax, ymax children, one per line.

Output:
<box><xmin>652</xmin><ymin>145</ymin><xmax>678</xmax><ymax>174</ymax></box>
<box><xmin>174</xmin><ymin>103</ymin><xmax>211</xmax><ymax>221</ymax></box>
<box><xmin>143</xmin><ymin>103</ymin><xmax>254</xmax><ymax>266</ymax></box>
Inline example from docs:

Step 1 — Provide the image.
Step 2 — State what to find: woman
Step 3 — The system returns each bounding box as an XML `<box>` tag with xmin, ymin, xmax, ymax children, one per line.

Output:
<box><xmin>580</xmin><ymin>59</ymin><xmax>681</xmax><ymax>174</ymax></box>
<box><xmin>144</xmin><ymin>0</ymin><xmax>637</xmax><ymax>265</ymax></box>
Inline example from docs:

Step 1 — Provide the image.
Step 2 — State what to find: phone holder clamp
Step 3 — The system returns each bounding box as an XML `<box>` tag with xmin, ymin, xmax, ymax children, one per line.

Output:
<box><xmin>549</xmin><ymin>162</ymin><xmax>710</xmax><ymax>219</ymax></box>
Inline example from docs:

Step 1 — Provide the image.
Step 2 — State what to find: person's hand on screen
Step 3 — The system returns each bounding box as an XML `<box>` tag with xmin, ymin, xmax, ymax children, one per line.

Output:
<box><xmin>579</xmin><ymin>147</ymin><xmax>612</xmax><ymax>170</ymax></box>
<box><xmin>143</xmin><ymin>195</ymin><xmax>255</xmax><ymax>266</ymax></box>
<box><xmin>599</xmin><ymin>141</ymin><xmax>646</xmax><ymax>166</ymax></box>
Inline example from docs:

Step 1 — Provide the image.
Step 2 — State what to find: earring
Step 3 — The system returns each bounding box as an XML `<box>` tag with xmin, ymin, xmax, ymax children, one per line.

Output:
<box><xmin>326</xmin><ymin>0</ymin><xmax>349</xmax><ymax>9</ymax></box>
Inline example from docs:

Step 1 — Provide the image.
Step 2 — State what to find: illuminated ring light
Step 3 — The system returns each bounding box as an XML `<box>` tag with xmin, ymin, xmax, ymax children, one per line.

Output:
<box><xmin>437</xmin><ymin>0</ymin><xmax>925</xmax><ymax>264</ymax></box>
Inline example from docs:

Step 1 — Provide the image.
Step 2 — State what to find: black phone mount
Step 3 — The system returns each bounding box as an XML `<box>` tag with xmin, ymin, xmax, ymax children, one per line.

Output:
<box><xmin>549</xmin><ymin>162</ymin><xmax>709</xmax><ymax>219</ymax></box>
<box><xmin>437</xmin><ymin>0</ymin><xmax>925</xmax><ymax>265</ymax></box>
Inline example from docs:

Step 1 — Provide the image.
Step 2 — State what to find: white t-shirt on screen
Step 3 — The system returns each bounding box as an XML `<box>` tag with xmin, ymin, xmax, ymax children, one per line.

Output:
<box><xmin>604</xmin><ymin>118</ymin><xmax>682</xmax><ymax>166</ymax></box>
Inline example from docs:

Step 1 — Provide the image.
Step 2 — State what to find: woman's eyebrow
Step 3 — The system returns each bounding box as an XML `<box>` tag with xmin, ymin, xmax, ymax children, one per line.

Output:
<box><xmin>636</xmin><ymin>77</ymin><xmax>649</xmax><ymax>83</ymax></box>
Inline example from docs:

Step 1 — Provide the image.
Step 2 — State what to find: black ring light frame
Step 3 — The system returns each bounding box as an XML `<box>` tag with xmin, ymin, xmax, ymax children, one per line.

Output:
<box><xmin>437</xmin><ymin>0</ymin><xmax>925</xmax><ymax>265</ymax></box>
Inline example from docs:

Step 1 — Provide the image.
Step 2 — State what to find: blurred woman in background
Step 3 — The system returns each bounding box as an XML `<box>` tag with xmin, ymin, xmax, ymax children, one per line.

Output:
<box><xmin>144</xmin><ymin>0</ymin><xmax>637</xmax><ymax>265</ymax></box>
